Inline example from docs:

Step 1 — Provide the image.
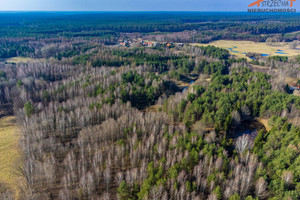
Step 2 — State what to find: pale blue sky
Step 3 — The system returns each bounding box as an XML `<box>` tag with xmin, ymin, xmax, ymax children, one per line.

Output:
<box><xmin>1</xmin><ymin>0</ymin><xmax>298</xmax><ymax>11</ymax></box>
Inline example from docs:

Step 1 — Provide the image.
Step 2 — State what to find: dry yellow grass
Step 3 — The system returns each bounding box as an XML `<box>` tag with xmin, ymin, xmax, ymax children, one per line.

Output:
<box><xmin>286</xmin><ymin>77</ymin><xmax>299</xmax><ymax>86</ymax></box>
<box><xmin>6</xmin><ymin>57</ymin><xmax>35</xmax><ymax>63</ymax></box>
<box><xmin>177</xmin><ymin>80</ymin><xmax>190</xmax><ymax>87</ymax></box>
<box><xmin>194</xmin><ymin>74</ymin><xmax>211</xmax><ymax>88</ymax></box>
<box><xmin>194</xmin><ymin>40</ymin><xmax>300</xmax><ymax>60</ymax></box>
<box><xmin>5</xmin><ymin>57</ymin><xmax>45</xmax><ymax>64</ymax></box>
<box><xmin>256</xmin><ymin>117</ymin><xmax>270</xmax><ymax>132</ymax></box>
<box><xmin>0</xmin><ymin>116</ymin><xmax>21</xmax><ymax>199</ymax></box>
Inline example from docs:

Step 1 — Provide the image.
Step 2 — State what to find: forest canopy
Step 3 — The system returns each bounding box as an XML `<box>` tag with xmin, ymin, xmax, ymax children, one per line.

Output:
<box><xmin>0</xmin><ymin>12</ymin><xmax>300</xmax><ymax>200</ymax></box>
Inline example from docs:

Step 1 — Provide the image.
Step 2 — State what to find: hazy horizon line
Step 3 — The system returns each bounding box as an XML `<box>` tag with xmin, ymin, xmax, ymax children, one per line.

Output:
<box><xmin>0</xmin><ymin>10</ymin><xmax>299</xmax><ymax>14</ymax></box>
<box><xmin>0</xmin><ymin>10</ymin><xmax>247</xmax><ymax>12</ymax></box>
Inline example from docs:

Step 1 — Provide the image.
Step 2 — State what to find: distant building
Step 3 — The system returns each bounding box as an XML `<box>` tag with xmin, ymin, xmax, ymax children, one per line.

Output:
<box><xmin>119</xmin><ymin>41</ymin><xmax>131</xmax><ymax>47</ymax></box>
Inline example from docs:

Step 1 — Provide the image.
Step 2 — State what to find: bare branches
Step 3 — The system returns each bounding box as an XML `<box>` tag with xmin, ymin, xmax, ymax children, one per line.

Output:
<box><xmin>235</xmin><ymin>134</ymin><xmax>253</xmax><ymax>154</ymax></box>
<box><xmin>255</xmin><ymin>177</ymin><xmax>268</xmax><ymax>199</ymax></box>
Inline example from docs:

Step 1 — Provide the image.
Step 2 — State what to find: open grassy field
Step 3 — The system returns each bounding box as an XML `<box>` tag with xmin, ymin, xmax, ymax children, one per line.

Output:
<box><xmin>0</xmin><ymin>116</ymin><xmax>21</xmax><ymax>199</ymax></box>
<box><xmin>195</xmin><ymin>40</ymin><xmax>300</xmax><ymax>59</ymax></box>
<box><xmin>5</xmin><ymin>57</ymin><xmax>42</xmax><ymax>64</ymax></box>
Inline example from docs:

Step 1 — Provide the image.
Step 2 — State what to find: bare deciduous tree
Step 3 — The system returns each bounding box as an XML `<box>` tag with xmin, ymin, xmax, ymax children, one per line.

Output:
<box><xmin>103</xmin><ymin>168</ymin><xmax>111</xmax><ymax>192</ymax></box>
<box><xmin>235</xmin><ymin>134</ymin><xmax>253</xmax><ymax>153</ymax></box>
<box><xmin>255</xmin><ymin>177</ymin><xmax>268</xmax><ymax>199</ymax></box>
